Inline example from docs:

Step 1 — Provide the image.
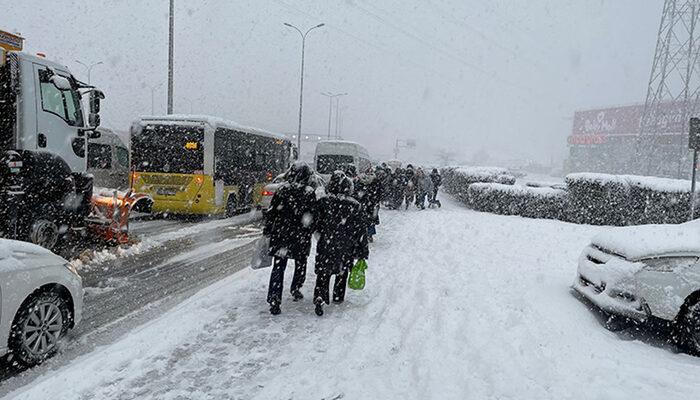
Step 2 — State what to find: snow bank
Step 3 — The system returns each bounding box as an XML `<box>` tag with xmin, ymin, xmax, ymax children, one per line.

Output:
<box><xmin>467</xmin><ymin>182</ymin><xmax>566</xmax><ymax>219</ymax></box>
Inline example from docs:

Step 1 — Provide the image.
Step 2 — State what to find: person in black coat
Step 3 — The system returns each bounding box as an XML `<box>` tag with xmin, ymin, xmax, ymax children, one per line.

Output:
<box><xmin>313</xmin><ymin>171</ymin><xmax>369</xmax><ymax>316</ymax></box>
<box><xmin>264</xmin><ymin>162</ymin><xmax>317</xmax><ymax>315</ymax></box>
<box><xmin>354</xmin><ymin>166</ymin><xmax>382</xmax><ymax>241</ymax></box>
<box><xmin>429</xmin><ymin>168</ymin><xmax>442</xmax><ymax>207</ymax></box>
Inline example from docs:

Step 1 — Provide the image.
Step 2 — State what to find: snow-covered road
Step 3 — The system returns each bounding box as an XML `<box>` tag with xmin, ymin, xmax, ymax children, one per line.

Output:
<box><xmin>6</xmin><ymin>198</ymin><xmax>700</xmax><ymax>400</ymax></box>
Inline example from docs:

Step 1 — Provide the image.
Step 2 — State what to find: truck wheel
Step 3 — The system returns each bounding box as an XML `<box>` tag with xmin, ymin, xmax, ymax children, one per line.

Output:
<box><xmin>29</xmin><ymin>219</ymin><xmax>59</xmax><ymax>250</ymax></box>
<box><xmin>9</xmin><ymin>291</ymin><xmax>71</xmax><ymax>366</ymax></box>
<box><xmin>225</xmin><ymin>195</ymin><xmax>238</xmax><ymax>218</ymax></box>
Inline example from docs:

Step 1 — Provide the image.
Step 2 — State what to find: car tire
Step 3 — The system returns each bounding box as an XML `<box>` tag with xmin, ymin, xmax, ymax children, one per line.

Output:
<box><xmin>8</xmin><ymin>290</ymin><xmax>72</xmax><ymax>366</ymax></box>
<box><xmin>29</xmin><ymin>218</ymin><xmax>59</xmax><ymax>250</ymax></box>
<box><xmin>225</xmin><ymin>194</ymin><xmax>238</xmax><ymax>218</ymax></box>
<box><xmin>675</xmin><ymin>297</ymin><xmax>700</xmax><ymax>356</ymax></box>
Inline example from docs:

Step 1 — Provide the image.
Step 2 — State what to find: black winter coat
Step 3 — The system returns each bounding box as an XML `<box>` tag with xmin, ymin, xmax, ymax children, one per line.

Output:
<box><xmin>264</xmin><ymin>183</ymin><xmax>316</xmax><ymax>259</ymax></box>
<box><xmin>430</xmin><ymin>172</ymin><xmax>442</xmax><ymax>188</ymax></box>
<box><xmin>354</xmin><ymin>174</ymin><xmax>382</xmax><ymax>225</ymax></box>
<box><xmin>314</xmin><ymin>194</ymin><xmax>369</xmax><ymax>275</ymax></box>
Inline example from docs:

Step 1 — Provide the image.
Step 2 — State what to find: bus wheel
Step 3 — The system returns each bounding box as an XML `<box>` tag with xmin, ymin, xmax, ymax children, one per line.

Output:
<box><xmin>225</xmin><ymin>195</ymin><xmax>238</xmax><ymax>218</ymax></box>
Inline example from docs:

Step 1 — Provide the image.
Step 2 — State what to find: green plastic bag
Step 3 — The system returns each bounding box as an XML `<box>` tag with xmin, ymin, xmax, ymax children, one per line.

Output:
<box><xmin>348</xmin><ymin>259</ymin><xmax>368</xmax><ymax>290</ymax></box>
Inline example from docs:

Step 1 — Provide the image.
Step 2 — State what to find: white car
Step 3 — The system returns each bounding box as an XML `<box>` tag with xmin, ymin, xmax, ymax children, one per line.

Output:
<box><xmin>258</xmin><ymin>172</ymin><xmax>326</xmax><ymax>212</ymax></box>
<box><xmin>573</xmin><ymin>221</ymin><xmax>700</xmax><ymax>353</ymax></box>
<box><xmin>0</xmin><ymin>239</ymin><xmax>83</xmax><ymax>366</ymax></box>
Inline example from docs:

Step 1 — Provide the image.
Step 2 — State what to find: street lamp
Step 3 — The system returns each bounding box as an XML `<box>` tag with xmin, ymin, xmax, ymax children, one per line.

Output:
<box><xmin>74</xmin><ymin>60</ymin><xmax>103</xmax><ymax>84</ymax></box>
<box><xmin>146</xmin><ymin>83</ymin><xmax>163</xmax><ymax>115</ymax></box>
<box><xmin>284</xmin><ymin>22</ymin><xmax>325</xmax><ymax>157</ymax></box>
<box><xmin>321</xmin><ymin>92</ymin><xmax>347</xmax><ymax>139</ymax></box>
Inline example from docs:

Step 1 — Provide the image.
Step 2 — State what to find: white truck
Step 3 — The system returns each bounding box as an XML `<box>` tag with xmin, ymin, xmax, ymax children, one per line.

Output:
<box><xmin>0</xmin><ymin>31</ymin><xmax>106</xmax><ymax>249</ymax></box>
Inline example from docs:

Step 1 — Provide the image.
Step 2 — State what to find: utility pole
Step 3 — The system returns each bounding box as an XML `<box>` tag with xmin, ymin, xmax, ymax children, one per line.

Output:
<box><xmin>333</xmin><ymin>96</ymin><xmax>347</xmax><ymax>138</ymax></box>
<box><xmin>147</xmin><ymin>83</ymin><xmax>163</xmax><ymax>115</ymax></box>
<box><xmin>640</xmin><ymin>0</ymin><xmax>700</xmax><ymax>178</ymax></box>
<box><xmin>74</xmin><ymin>60</ymin><xmax>102</xmax><ymax>84</ymax></box>
<box><xmin>284</xmin><ymin>22</ymin><xmax>325</xmax><ymax>156</ymax></box>
<box><xmin>321</xmin><ymin>92</ymin><xmax>347</xmax><ymax>139</ymax></box>
<box><xmin>167</xmin><ymin>0</ymin><xmax>175</xmax><ymax>114</ymax></box>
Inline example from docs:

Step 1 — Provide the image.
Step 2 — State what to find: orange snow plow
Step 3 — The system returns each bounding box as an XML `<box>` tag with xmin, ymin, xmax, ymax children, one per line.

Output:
<box><xmin>87</xmin><ymin>189</ymin><xmax>153</xmax><ymax>244</ymax></box>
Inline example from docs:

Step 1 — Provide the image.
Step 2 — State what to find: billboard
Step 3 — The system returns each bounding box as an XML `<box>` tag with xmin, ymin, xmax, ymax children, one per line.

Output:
<box><xmin>569</xmin><ymin>101</ymin><xmax>691</xmax><ymax>145</ymax></box>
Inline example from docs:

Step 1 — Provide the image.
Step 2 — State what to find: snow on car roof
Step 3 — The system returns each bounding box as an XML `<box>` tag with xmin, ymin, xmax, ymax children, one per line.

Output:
<box><xmin>592</xmin><ymin>224</ymin><xmax>700</xmax><ymax>260</ymax></box>
<box><xmin>138</xmin><ymin>114</ymin><xmax>290</xmax><ymax>142</ymax></box>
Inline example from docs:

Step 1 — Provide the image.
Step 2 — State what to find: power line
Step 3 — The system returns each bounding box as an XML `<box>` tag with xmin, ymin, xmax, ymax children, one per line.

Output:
<box><xmin>344</xmin><ymin>0</ymin><xmax>542</xmax><ymax>96</ymax></box>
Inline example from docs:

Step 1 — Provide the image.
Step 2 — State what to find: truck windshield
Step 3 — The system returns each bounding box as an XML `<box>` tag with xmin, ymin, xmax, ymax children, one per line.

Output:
<box><xmin>131</xmin><ymin>125</ymin><xmax>204</xmax><ymax>174</ymax></box>
<box><xmin>316</xmin><ymin>154</ymin><xmax>354</xmax><ymax>174</ymax></box>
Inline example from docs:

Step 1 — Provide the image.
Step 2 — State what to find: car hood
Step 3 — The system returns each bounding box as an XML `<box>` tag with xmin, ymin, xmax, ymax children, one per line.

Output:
<box><xmin>0</xmin><ymin>239</ymin><xmax>67</xmax><ymax>272</ymax></box>
<box><xmin>591</xmin><ymin>223</ymin><xmax>700</xmax><ymax>260</ymax></box>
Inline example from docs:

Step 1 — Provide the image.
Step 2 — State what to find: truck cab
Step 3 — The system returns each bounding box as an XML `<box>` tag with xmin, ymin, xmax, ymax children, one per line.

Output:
<box><xmin>0</xmin><ymin>44</ymin><xmax>103</xmax><ymax>250</ymax></box>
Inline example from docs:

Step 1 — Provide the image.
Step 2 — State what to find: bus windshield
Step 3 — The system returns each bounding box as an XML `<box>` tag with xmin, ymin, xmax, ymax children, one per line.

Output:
<box><xmin>316</xmin><ymin>154</ymin><xmax>354</xmax><ymax>174</ymax></box>
<box><xmin>132</xmin><ymin>125</ymin><xmax>204</xmax><ymax>174</ymax></box>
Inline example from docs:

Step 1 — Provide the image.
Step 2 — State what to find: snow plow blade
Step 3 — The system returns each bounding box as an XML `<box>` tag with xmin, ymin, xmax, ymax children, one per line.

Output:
<box><xmin>87</xmin><ymin>189</ymin><xmax>153</xmax><ymax>244</ymax></box>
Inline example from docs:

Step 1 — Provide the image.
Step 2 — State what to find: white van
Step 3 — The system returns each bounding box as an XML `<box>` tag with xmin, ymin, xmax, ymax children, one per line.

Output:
<box><xmin>314</xmin><ymin>140</ymin><xmax>371</xmax><ymax>179</ymax></box>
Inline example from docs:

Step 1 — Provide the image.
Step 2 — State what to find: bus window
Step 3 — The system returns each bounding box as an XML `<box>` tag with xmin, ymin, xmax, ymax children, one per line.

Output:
<box><xmin>132</xmin><ymin>125</ymin><xmax>204</xmax><ymax>174</ymax></box>
<box><xmin>317</xmin><ymin>154</ymin><xmax>353</xmax><ymax>174</ymax></box>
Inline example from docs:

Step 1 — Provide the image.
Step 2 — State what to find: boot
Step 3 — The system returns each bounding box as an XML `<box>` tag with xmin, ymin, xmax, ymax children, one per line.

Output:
<box><xmin>315</xmin><ymin>303</ymin><xmax>324</xmax><ymax>316</ymax></box>
<box><xmin>270</xmin><ymin>303</ymin><xmax>281</xmax><ymax>315</ymax></box>
<box><xmin>291</xmin><ymin>290</ymin><xmax>304</xmax><ymax>301</ymax></box>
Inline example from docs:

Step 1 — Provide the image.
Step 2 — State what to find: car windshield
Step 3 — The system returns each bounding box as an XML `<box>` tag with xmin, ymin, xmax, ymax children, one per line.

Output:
<box><xmin>9</xmin><ymin>3</ymin><xmax>700</xmax><ymax>399</ymax></box>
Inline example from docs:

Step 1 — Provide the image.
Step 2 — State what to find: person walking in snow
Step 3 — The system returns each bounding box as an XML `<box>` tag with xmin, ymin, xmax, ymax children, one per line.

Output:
<box><xmin>313</xmin><ymin>171</ymin><xmax>369</xmax><ymax>316</ymax></box>
<box><xmin>429</xmin><ymin>168</ymin><xmax>442</xmax><ymax>208</ymax></box>
<box><xmin>414</xmin><ymin>167</ymin><xmax>433</xmax><ymax>210</ymax></box>
<box><xmin>264</xmin><ymin>162</ymin><xmax>317</xmax><ymax>315</ymax></box>
<box><xmin>354</xmin><ymin>166</ymin><xmax>382</xmax><ymax>242</ymax></box>
<box><xmin>403</xmin><ymin>164</ymin><xmax>416</xmax><ymax>210</ymax></box>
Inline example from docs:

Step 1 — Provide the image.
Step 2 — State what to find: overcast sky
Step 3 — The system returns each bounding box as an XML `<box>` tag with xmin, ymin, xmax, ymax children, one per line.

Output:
<box><xmin>5</xmin><ymin>0</ymin><xmax>662</xmax><ymax>166</ymax></box>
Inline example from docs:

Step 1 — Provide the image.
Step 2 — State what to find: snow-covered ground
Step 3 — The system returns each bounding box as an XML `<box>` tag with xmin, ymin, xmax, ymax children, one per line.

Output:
<box><xmin>6</xmin><ymin>197</ymin><xmax>700</xmax><ymax>400</ymax></box>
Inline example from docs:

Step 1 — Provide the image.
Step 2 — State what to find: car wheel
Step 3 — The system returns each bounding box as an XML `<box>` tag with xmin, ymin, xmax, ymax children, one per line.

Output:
<box><xmin>9</xmin><ymin>291</ymin><xmax>72</xmax><ymax>366</ymax></box>
<box><xmin>29</xmin><ymin>219</ymin><xmax>59</xmax><ymax>250</ymax></box>
<box><xmin>225</xmin><ymin>194</ymin><xmax>238</xmax><ymax>218</ymax></box>
<box><xmin>675</xmin><ymin>298</ymin><xmax>700</xmax><ymax>355</ymax></box>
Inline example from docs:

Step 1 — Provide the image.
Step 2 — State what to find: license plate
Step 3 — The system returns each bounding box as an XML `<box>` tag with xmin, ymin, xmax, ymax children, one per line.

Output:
<box><xmin>156</xmin><ymin>187</ymin><xmax>177</xmax><ymax>196</ymax></box>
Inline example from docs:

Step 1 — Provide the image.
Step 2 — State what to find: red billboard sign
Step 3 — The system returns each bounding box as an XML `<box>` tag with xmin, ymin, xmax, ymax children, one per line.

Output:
<box><xmin>571</xmin><ymin>101</ymin><xmax>689</xmax><ymax>137</ymax></box>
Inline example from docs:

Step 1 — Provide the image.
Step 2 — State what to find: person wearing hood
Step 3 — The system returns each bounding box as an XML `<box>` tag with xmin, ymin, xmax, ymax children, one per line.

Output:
<box><xmin>263</xmin><ymin>162</ymin><xmax>317</xmax><ymax>315</ymax></box>
<box><xmin>313</xmin><ymin>171</ymin><xmax>369</xmax><ymax>316</ymax></box>
<box><xmin>354</xmin><ymin>165</ymin><xmax>382</xmax><ymax>241</ymax></box>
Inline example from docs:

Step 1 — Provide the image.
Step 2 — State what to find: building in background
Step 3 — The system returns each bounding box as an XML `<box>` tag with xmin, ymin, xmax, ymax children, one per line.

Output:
<box><xmin>566</xmin><ymin>100</ymin><xmax>692</xmax><ymax>178</ymax></box>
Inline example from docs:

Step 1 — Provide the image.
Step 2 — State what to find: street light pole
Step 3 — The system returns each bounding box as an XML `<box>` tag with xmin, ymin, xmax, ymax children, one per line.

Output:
<box><xmin>167</xmin><ymin>0</ymin><xmax>175</xmax><ymax>114</ymax></box>
<box><xmin>284</xmin><ymin>22</ymin><xmax>324</xmax><ymax>157</ymax></box>
<box><xmin>75</xmin><ymin>60</ymin><xmax>103</xmax><ymax>84</ymax></box>
<box><xmin>147</xmin><ymin>83</ymin><xmax>163</xmax><ymax>115</ymax></box>
<box><xmin>321</xmin><ymin>92</ymin><xmax>347</xmax><ymax>139</ymax></box>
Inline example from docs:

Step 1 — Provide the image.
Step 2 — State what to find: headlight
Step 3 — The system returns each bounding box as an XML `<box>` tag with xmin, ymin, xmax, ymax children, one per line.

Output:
<box><xmin>64</xmin><ymin>262</ymin><xmax>80</xmax><ymax>276</ymax></box>
<box><xmin>641</xmin><ymin>257</ymin><xmax>698</xmax><ymax>272</ymax></box>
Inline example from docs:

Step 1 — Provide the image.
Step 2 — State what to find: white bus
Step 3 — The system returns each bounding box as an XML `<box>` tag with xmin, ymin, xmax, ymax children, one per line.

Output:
<box><xmin>314</xmin><ymin>140</ymin><xmax>371</xmax><ymax>179</ymax></box>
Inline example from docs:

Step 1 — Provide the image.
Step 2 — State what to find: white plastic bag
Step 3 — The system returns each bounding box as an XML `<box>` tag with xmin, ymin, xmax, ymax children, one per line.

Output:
<box><xmin>250</xmin><ymin>236</ymin><xmax>273</xmax><ymax>269</ymax></box>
